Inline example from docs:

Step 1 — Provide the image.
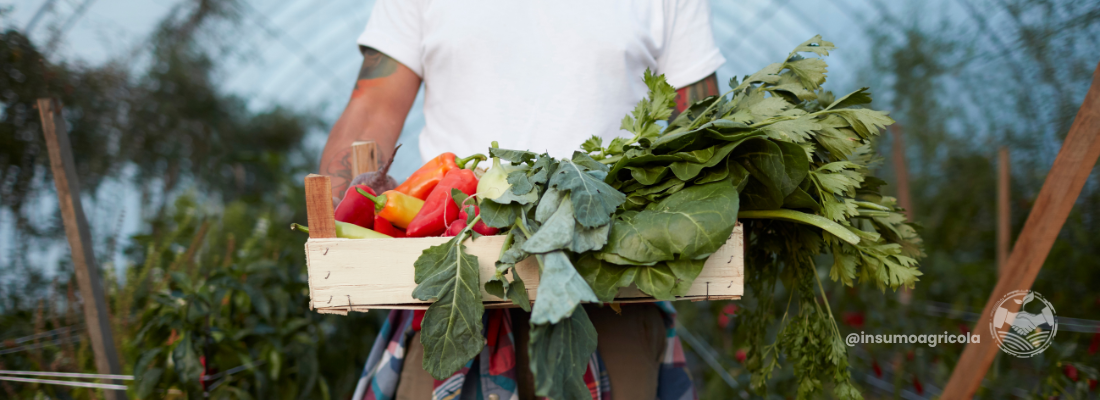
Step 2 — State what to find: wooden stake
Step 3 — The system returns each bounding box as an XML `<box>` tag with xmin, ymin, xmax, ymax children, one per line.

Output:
<box><xmin>304</xmin><ymin>174</ymin><xmax>337</xmax><ymax>239</ymax></box>
<box><xmin>891</xmin><ymin>124</ymin><xmax>915</xmax><ymax>304</ymax></box>
<box><xmin>942</xmin><ymin>62</ymin><xmax>1100</xmax><ymax>399</ymax></box>
<box><xmin>891</xmin><ymin>124</ymin><xmax>914</xmax><ymax>222</ymax></box>
<box><xmin>351</xmin><ymin>141</ymin><xmax>380</xmax><ymax>176</ymax></box>
<box><xmin>36</xmin><ymin>99</ymin><xmax>127</xmax><ymax>400</ymax></box>
<box><xmin>997</xmin><ymin>147</ymin><xmax>1011</xmax><ymax>275</ymax></box>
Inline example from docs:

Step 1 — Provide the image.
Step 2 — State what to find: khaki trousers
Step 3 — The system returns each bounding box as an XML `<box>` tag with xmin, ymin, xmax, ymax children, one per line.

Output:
<box><xmin>396</xmin><ymin>304</ymin><xmax>667</xmax><ymax>400</ymax></box>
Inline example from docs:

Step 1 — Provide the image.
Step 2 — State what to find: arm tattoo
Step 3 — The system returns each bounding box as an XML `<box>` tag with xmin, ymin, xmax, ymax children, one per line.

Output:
<box><xmin>325</xmin><ymin>147</ymin><xmax>354</xmax><ymax>197</ymax></box>
<box><xmin>671</xmin><ymin>73</ymin><xmax>720</xmax><ymax>121</ymax></box>
<box><xmin>352</xmin><ymin>47</ymin><xmax>399</xmax><ymax>98</ymax></box>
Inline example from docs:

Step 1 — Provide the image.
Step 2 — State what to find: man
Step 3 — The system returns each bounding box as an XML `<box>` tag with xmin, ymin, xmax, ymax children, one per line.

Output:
<box><xmin>322</xmin><ymin>1</ymin><xmax>724</xmax><ymax>398</ymax></box>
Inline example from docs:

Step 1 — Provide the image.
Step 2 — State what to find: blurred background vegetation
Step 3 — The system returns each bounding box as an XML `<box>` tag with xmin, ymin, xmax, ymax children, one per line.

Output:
<box><xmin>1</xmin><ymin>0</ymin><xmax>1098</xmax><ymax>398</ymax></box>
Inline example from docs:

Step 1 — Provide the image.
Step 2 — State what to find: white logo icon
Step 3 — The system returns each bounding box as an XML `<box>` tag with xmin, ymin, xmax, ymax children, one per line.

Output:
<box><xmin>990</xmin><ymin>290</ymin><xmax>1057</xmax><ymax>358</ymax></box>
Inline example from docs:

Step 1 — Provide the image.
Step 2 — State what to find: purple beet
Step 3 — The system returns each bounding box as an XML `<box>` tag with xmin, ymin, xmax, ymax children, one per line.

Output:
<box><xmin>350</xmin><ymin>143</ymin><xmax>401</xmax><ymax>194</ymax></box>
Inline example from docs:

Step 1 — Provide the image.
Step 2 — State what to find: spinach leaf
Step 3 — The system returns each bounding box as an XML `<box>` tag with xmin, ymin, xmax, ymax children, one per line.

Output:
<box><xmin>601</xmin><ymin>181</ymin><xmax>740</xmax><ymax>264</ymax></box>
<box><xmin>574</xmin><ymin>255</ymin><xmax>637</xmax><ymax>303</ymax></box>
<box><xmin>633</xmin><ymin>263</ymin><xmax>677</xmax><ymax>300</ymax></box>
<box><xmin>736</xmin><ymin>137</ymin><xmax>795</xmax><ymax>204</ymax></box>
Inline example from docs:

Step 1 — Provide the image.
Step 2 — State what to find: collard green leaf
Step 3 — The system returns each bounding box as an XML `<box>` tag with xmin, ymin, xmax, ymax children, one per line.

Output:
<box><xmin>523</xmin><ymin>194</ymin><xmax>575</xmax><ymax>253</ymax></box>
<box><xmin>575</xmin><ymin>255</ymin><xmax>637</xmax><ymax>303</ymax></box>
<box><xmin>411</xmin><ymin>235</ymin><xmax>485</xmax><ymax>379</ymax></box>
<box><xmin>479</xmin><ymin>201</ymin><xmax>520</xmax><ymax>229</ymax></box>
<box><xmin>508</xmin><ymin>272</ymin><xmax>532</xmax><ymax>311</ymax></box>
<box><xmin>535</xmin><ymin>186</ymin><xmax>563</xmax><ymax>223</ymax></box>
<box><xmin>508</xmin><ymin>170</ymin><xmax>534</xmax><ymax>195</ymax></box>
<box><xmin>530</xmin><ymin>251</ymin><xmax>599</xmax><ymax>324</ymax></box>
<box><xmin>570</xmin><ymin>221</ymin><xmax>610</xmax><ymax>253</ymax></box>
<box><xmin>485</xmin><ymin>279</ymin><xmax>505</xmax><ymax>298</ymax></box>
<box><xmin>601</xmin><ymin>181</ymin><xmax>740</xmax><ymax>264</ymax></box>
<box><xmin>490</xmin><ymin>148</ymin><xmax>537</xmax><ymax>165</ymax></box>
<box><xmin>497</xmin><ymin>230</ymin><xmax>529</xmax><ymax>272</ymax></box>
<box><xmin>486</xmin><ymin>272</ymin><xmax>531</xmax><ymax>312</ymax></box>
<box><xmin>549</xmin><ymin>159</ymin><xmax>626</xmax><ymax>228</ymax></box>
<box><xmin>491</xmin><ymin>179</ymin><xmax>538</xmax><ymax>205</ymax></box>
<box><xmin>529</xmin><ymin>306</ymin><xmax>598</xmax><ymax>400</ymax></box>
<box><xmin>528</xmin><ymin>155</ymin><xmax>556</xmax><ymax>187</ymax></box>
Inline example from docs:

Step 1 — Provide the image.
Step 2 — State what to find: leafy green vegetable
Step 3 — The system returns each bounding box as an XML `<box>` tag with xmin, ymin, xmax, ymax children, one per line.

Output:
<box><xmin>600</xmin><ymin>181</ymin><xmax>740</xmax><ymax>264</ymax></box>
<box><xmin>410</xmin><ymin>232</ymin><xmax>485</xmax><ymax>380</ymax></box>
<box><xmin>530</xmin><ymin>251</ymin><xmax>598</xmax><ymax>324</ymax></box>
<box><xmin>410</xmin><ymin>35</ymin><xmax>925</xmax><ymax>399</ymax></box>
<box><xmin>528</xmin><ymin>306</ymin><xmax>598</xmax><ymax>400</ymax></box>
<box><xmin>738</xmin><ymin>209</ymin><xmax>861</xmax><ymax>245</ymax></box>
<box><xmin>548</xmin><ymin>153</ymin><xmax>625</xmax><ymax>228</ymax></box>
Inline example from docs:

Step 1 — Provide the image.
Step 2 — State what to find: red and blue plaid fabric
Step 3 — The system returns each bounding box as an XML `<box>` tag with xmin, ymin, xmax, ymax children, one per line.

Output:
<box><xmin>352</xmin><ymin>303</ymin><xmax>695</xmax><ymax>400</ymax></box>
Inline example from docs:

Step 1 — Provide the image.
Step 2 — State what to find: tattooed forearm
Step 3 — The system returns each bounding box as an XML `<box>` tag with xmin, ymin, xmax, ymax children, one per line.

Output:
<box><xmin>352</xmin><ymin>47</ymin><xmax>399</xmax><ymax>98</ymax></box>
<box><xmin>671</xmin><ymin>73</ymin><xmax>720</xmax><ymax>120</ymax></box>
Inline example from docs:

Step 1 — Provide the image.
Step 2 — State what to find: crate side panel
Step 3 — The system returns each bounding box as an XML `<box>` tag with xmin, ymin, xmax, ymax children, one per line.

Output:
<box><xmin>307</xmin><ymin>235</ymin><xmax>543</xmax><ymax>308</ymax></box>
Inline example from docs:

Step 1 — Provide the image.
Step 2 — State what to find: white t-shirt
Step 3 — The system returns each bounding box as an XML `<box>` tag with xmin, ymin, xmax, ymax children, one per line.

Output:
<box><xmin>358</xmin><ymin>0</ymin><xmax>726</xmax><ymax>161</ymax></box>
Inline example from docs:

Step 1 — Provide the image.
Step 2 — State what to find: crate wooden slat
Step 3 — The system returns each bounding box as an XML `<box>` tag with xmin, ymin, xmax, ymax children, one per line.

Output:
<box><xmin>305</xmin><ymin>224</ymin><xmax>743</xmax><ymax>314</ymax></box>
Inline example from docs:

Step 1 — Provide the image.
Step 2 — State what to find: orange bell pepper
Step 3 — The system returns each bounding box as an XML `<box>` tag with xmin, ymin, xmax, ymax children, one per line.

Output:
<box><xmin>394</xmin><ymin>153</ymin><xmax>485</xmax><ymax>200</ymax></box>
<box><xmin>356</xmin><ymin>188</ymin><xmax>424</xmax><ymax>229</ymax></box>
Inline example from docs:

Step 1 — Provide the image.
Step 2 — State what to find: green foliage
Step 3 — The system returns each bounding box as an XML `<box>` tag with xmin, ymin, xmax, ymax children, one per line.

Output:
<box><xmin>528</xmin><ymin>307</ymin><xmax>599</xmax><ymax>400</ymax></box>
<box><xmin>0</xmin><ymin>3</ymin><xmax>372</xmax><ymax>398</ymax></box>
<box><xmin>410</xmin><ymin>233</ymin><xmax>486</xmax><ymax>380</ymax></box>
<box><xmin>412</xmin><ymin>36</ymin><xmax>924</xmax><ymax>399</ymax></box>
<box><xmin>127</xmin><ymin>195</ymin><xmax>363</xmax><ymax>400</ymax></box>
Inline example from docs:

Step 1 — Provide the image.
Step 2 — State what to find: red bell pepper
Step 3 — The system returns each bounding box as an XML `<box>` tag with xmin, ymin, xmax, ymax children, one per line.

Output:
<box><xmin>334</xmin><ymin>185</ymin><xmax>376</xmax><ymax>229</ymax></box>
<box><xmin>372</xmin><ymin>215</ymin><xmax>406</xmax><ymax>238</ymax></box>
<box><xmin>394</xmin><ymin>153</ymin><xmax>485</xmax><ymax>200</ymax></box>
<box><xmin>405</xmin><ymin>169</ymin><xmax>480</xmax><ymax>237</ymax></box>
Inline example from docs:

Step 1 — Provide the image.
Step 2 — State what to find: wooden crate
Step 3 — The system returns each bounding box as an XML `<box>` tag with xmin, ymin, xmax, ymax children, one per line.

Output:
<box><xmin>303</xmin><ymin>172</ymin><xmax>744</xmax><ymax>315</ymax></box>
